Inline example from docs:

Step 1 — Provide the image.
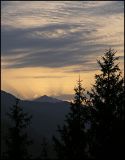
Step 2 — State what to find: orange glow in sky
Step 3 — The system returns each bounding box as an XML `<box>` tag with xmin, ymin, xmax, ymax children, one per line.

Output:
<box><xmin>1</xmin><ymin>1</ymin><xmax>124</xmax><ymax>100</ymax></box>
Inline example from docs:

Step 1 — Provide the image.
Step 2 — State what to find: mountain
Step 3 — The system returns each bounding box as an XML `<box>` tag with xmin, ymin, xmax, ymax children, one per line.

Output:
<box><xmin>32</xmin><ymin>95</ymin><xmax>63</xmax><ymax>103</ymax></box>
<box><xmin>1</xmin><ymin>90</ymin><xmax>18</xmax><ymax>118</ymax></box>
<box><xmin>1</xmin><ymin>90</ymin><xmax>70</xmax><ymax>158</ymax></box>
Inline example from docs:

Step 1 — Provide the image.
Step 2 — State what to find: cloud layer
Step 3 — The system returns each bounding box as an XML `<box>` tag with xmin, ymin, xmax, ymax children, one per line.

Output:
<box><xmin>1</xmin><ymin>1</ymin><xmax>124</xmax><ymax>71</ymax></box>
<box><xmin>1</xmin><ymin>1</ymin><xmax>124</xmax><ymax>100</ymax></box>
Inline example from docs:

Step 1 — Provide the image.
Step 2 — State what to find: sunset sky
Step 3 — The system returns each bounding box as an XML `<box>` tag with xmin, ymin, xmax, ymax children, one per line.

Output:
<box><xmin>1</xmin><ymin>1</ymin><xmax>124</xmax><ymax>101</ymax></box>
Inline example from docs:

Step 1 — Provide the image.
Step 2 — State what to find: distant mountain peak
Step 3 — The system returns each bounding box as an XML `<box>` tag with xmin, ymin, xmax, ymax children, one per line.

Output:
<box><xmin>1</xmin><ymin>90</ymin><xmax>17</xmax><ymax>99</ymax></box>
<box><xmin>32</xmin><ymin>95</ymin><xmax>63</xmax><ymax>103</ymax></box>
<box><xmin>42</xmin><ymin>95</ymin><xmax>48</xmax><ymax>97</ymax></box>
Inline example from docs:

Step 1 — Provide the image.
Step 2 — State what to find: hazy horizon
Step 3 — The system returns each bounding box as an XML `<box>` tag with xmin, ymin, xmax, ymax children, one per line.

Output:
<box><xmin>1</xmin><ymin>1</ymin><xmax>124</xmax><ymax>101</ymax></box>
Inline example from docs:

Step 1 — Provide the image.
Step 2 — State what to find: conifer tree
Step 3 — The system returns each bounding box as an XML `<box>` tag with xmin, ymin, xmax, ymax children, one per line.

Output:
<box><xmin>87</xmin><ymin>48</ymin><xmax>124</xmax><ymax>159</ymax></box>
<box><xmin>6</xmin><ymin>98</ymin><xmax>32</xmax><ymax>160</ymax></box>
<box><xmin>53</xmin><ymin>76</ymin><xmax>89</xmax><ymax>160</ymax></box>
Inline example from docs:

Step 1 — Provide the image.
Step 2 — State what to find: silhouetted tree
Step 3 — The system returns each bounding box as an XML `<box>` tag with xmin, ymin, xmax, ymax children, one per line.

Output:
<box><xmin>87</xmin><ymin>48</ymin><xmax>124</xmax><ymax>159</ymax></box>
<box><xmin>53</xmin><ymin>76</ymin><xmax>89</xmax><ymax>160</ymax></box>
<box><xmin>5</xmin><ymin>98</ymin><xmax>32</xmax><ymax>160</ymax></box>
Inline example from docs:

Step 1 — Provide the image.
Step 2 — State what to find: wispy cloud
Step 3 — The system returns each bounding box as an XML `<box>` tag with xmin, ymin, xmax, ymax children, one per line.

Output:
<box><xmin>1</xmin><ymin>1</ymin><xmax>124</xmax><ymax>100</ymax></box>
<box><xmin>1</xmin><ymin>1</ymin><xmax>124</xmax><ymax>71</ymax></box>
<box><xmin>14</xmin><ymin>75</ymin><xmax>69</xmax><ymax>79</ymax></box>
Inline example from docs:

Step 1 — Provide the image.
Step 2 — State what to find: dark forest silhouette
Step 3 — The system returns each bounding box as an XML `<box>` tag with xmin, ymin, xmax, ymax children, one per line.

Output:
<box><xmin>4</xmin><ymin>98</ymin><xmax>32</xmax><ymax>160</ymax></box>
<box><xmin>1</xmin><ymin>48</ymin><xmax>124</xmax><ymax>160</ymax></box>
<box><xmin>53</xmin><ymin>75</ymin><xmax>88</xmax><ymax>160</ymax></box>
<box><xmin>86</xmin><ymin>48</ymin><xmax>124</xmax><ymax>160</ymax></box>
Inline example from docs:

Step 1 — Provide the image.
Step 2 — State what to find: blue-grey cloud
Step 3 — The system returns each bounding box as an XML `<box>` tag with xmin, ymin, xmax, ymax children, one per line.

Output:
<box><xmin>83</xmin><ymin>1</ymin><xmax>124</xmax><ymax>16</ymax></box>
<box><xmin>1</xmin><ymin>1</ymin><xmax>124</xmax><ymax>71</ymax></box>
<box><xmin>1</xmin><ymin>24</ymin><xmax>85</xmax><ymax>54</ymax></box>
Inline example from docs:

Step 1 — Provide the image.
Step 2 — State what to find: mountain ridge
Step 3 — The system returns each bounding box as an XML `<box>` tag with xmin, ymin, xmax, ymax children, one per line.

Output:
<box><xmin>32</xmin><ymin>95</ymin><xmax>63</xmax><ymax>103</ymax></box>
<box><xmin>1</xmin><ymin>90</ymin><xmax>70</xmax><ymax>158</ymax></box>
<box><xmin>1</xmin><ymin>90</ymin><xmax>68</xmax><ymax>103</ymax></box>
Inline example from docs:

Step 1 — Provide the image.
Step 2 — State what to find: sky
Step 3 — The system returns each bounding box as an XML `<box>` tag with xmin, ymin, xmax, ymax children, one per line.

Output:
<box><xmin>1</xmin><ymin>1</ymin><xmax>124</xmax><ymax>101</ymax></box>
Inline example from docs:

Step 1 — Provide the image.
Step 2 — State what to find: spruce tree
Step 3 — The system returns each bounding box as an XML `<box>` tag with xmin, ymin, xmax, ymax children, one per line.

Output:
<box><xmin>53</xmin><ymin>76</ymin><xmax>89</xmax><ymax>160</ymax></box>
<box><xmin>5</xmin><ymin>98</ymin><xmax>32</xmax><ymax>160</ymax></box>
<box><xmin>87</xmin><ymin>48</ymin><xmax>124</xmax><ymax>159</ymax></box>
